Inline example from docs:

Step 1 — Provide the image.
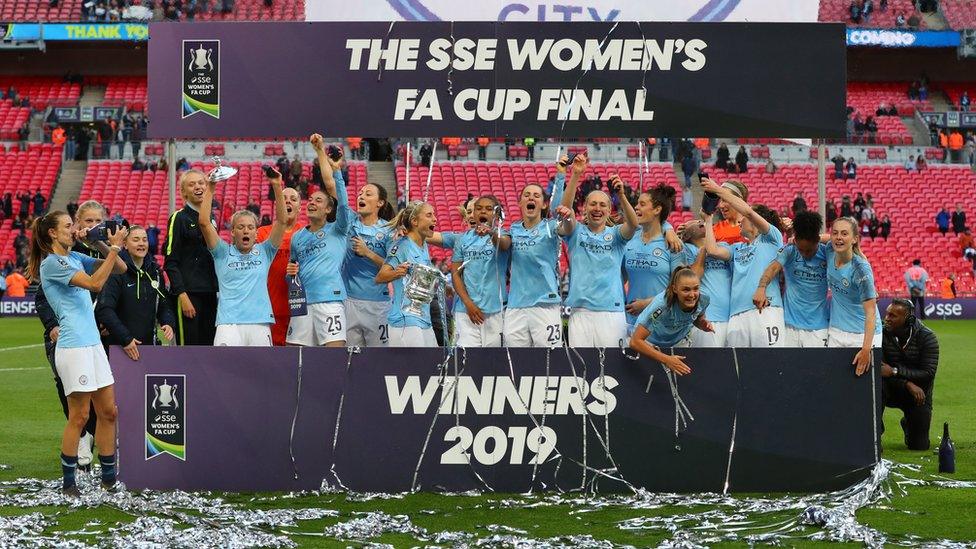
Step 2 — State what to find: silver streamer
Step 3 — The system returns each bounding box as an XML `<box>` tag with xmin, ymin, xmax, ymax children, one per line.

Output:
<box><xmin>558</xmin><ymin>21</ymin><xmax>619</xmax><ymax>138</ymax></box>
<box><xmin>376</xmin><ymin>21</ymin><xmax>396</xmax><ymax>82</ymax></box>
<box><xmin>721</xmin><ymin>348</ymin><xmax>741</xmax><ymax>495</ymax></box>
<box><xmin>452</xmin><ymin>348</ymin><xmax>495</xmax><ymax>492</ymax></box>
<box><xmin>446</xmin><ymin>20</ymin><xmax>456</xmax><ymax>97</ymax></box>
<box><xmin>287</xmin><ymin>346</ymin><xmax>303</xmax><ymax>480</ymax></box>
<box><xmin>410</xmin><ymin>349</ymin><xmax>458</xmax><ymax>492</ymax></box>
<box><xmin>323</xmin><ymin>511</ymin><xmax>426</xmax><ymax>541</ymax></box>
<box><xmin>325</xmin><ymin>346</ymin><xmax>360</xmax><ymax>491</ymax></box>
<box><xmin>422</xmin><ymin>142</ymin><xmax>437</xmax><ymax>202</ymax></box>
<box><xmin>0</xmin><ymin>473</ymin><xmax>336</xmax><ymax>548</ymax></box>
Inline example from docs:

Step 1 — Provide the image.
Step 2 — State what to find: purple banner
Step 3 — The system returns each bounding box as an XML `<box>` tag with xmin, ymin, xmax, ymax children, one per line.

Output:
<box><xmin>147</xmin><ymin>22</ymin><xmax>846</xmax><ymax>139</ymax></box>
<box><xmin>115</xmin><ymin>346</ymin><xmax>880</xmax><ymax>493</ymax></box>
<box><xmin>878</xmin><ymin>297</ymin><xmax>976</xmax><ymax>320</ymax></box>
<box><xmin>0</xmin><ymin>296</ymin><xmax>37</xmax><ymax>317</ymax></box>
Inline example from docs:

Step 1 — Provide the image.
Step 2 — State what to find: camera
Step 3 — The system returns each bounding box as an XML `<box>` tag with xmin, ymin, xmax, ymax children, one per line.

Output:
<box><xmin>698</xmin><ymin>171</ymin><xmax>720</xmax><ymax>215</ymax></box>
<box><xmin>327</xmin><ymin>145</ymin><xmax>343</xmax><ymax>162</ymax></box>
<box><xmin>86</xmin><ymin>214</ymin><xmax>127</xmax><ymax>242</ymax></box>
<box><xmin>263</xmin><ymin>165</ymin><xmax>280</xmax><ymax>179</ymax></box>
<box><xmin>560</xmin><ymin>151</ymin><xmax>585</xmax><ymax>168</ymax></box>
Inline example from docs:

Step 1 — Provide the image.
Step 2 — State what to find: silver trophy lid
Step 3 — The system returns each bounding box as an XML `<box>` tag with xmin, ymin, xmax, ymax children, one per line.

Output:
<box><xmin>207</xmin><ymin>156</ymin><xmax>238</xmax><ymax>182</ymax></box>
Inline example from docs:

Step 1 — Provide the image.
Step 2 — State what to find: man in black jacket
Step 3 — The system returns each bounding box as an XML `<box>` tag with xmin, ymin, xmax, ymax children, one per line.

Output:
<box><xmin>881</xmin><ymin>298</ymin><xmax>940</xmax><ymax>450</ymax></box>
<box><xmin>164</xmin><ymin>170</ymin><xmax>218</xmax><ymax>345</ymax></box>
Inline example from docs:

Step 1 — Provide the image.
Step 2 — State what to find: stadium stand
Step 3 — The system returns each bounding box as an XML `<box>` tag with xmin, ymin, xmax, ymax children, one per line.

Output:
<box><xmin>818</xmin><ymin>0</ymin><xmax>927</xmax><ymax>27</ymax></box>
<box><xmin>942</xmin><ymin>83</ymin><xmax>974</xmax><ymax>111</ymax></box>
<box><xmin>0</xmin><ymin>76</ymin><xmax>81</xmax><ymax>110</ymax></box>
<box><xmin>0</xmin><ymin>0</ymin><xmax>302</xmax><ymax>21</ymax></box>
<box><xmin>942</xmin><ymin>0</ymin><xmax>976</xmax><ymax>29</ymax></box>
<box><xmin>0</xmin><ymin>144</ymin><xmax>62</xmax><ymax>264</ymax></box>
<box><xmin>0</xmin><ymin>0</ymin><xmax>81</xmax><ymax>22</ymax></box>
<box><xmin>396</xmin><ymin>160</ymin><xmax>976</xmax><ymax>295</ymax></box>
<box><xmin>76</xmin><ymin>159</ymin><xmax>368</xmax><ymax>264</ymax></box>
<box><xmin>190</xmin><ymin>0</ymin><xmax>304</xmax><ymax>21</ymax></box>
<box><xmin>846</xmin><ymin>82</ymin><xmax>931</xmax><ymax>118</ymax></box>
<box><xmin>93</xmin><ymin>75</ymin><xmax>148</xmax><ymax>112</ymax></box>
<box><xmin>0</xmin><ymin>100</ymin><xmax>30</xmax><ymax>141</ymax></box>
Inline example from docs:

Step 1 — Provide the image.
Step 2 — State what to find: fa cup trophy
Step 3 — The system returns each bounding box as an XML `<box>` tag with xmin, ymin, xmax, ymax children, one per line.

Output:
<box><xmin>403</xmin><ymin>263</ymin><xmax>445</xmax><ymax>316</ymax></box>
<box><xmin>207</xmin><ymin>156</ymin><xmax>238</xmax><ymax>183</ymax></box>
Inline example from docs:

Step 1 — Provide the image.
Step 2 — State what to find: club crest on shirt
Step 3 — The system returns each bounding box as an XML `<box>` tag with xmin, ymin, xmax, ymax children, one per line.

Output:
<box><xmin>842</xmin><ymin>277</ymin><xmax>850</xmax><ymax>287</ymax></box>
<box><xmin>603</xmin><ymin>233</ymin><xmax>613</xmax><ymax>242</ymax></box>
<box><xmin>316</xmin><ymin>231</ymin><xmax>325</xmax><ymax>239</ymax></box>
<box><xmin>652</xmin><ymin>248</ymin><xmax>664</xmax><ymax>257</ymax></box>
<box><xmin>531</xmin><ymin>228</ymin><xmax>539</xmax><ymax>237</ymax></box>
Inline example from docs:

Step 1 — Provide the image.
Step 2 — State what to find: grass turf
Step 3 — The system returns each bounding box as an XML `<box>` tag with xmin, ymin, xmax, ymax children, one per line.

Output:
<box><xmin>0</xmin><ymin>316</ymin><xmax>973</xmax><ymax>547</ymax></box>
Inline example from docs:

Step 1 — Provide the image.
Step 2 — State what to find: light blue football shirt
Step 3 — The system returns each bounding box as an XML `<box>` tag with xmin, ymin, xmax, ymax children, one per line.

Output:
<box><xmin>290</xmin><ymin>172</ymin><xmax>355</xmax><ymax>304</ymax></box>
<box><xmin>451</xmin><ymin>230</ymin><xmax>511</xmax><ymax>314</ymax></box>
<box><xmin>636</xmin><ymin>291</ymin><xmax>710</xmax><ymax>347</ymax></box>
<box><xmin>564</xmin><ymin>224</ymin><xmax>631</xmax><ymax>312</ymax></box>
<box><xmin>343</xmin><ymin>218</ymin><xmax>392</xmax><ymax>302</ymax></box>
<box><xmin>728</xmin><ymin>225</ymin><xmax>784</xmax><ymax>317</ymax></box>
<box><xmin>776</xmin><ymin>243</ymin><xmax>830</xmax><ymax>330</ymax></box>
<box><xmin>826</xmin><ymin>247</ymin><xmax>882</xmax><ymax>334</ymax></box>
<box><xmin>386</xmin><ymin>236</ymin><xmax>435</xmax><ymax>328</ymax></box>
<box><xmin>211</xmin><ymin>239</ymin><xmax>277</xmax><ymax>325</ymax></box>
<box><xmin>506</xmin><ymin>218</ymin><xmax>561</xmax><ymax>309</ymax></box>
<box><xmin>40</xmin><ymin>251</ymin><xmax>100</xmax><ymax>348</ymax></box>
<box><xmin>681</xmin><ymin>242</ymin><xmax>733</xmax><ymax>323</ymax></box>
<box><xmin>624</xmin><ymin>227</ymin><xmax>680</xmax><ymax>325</ymax></box>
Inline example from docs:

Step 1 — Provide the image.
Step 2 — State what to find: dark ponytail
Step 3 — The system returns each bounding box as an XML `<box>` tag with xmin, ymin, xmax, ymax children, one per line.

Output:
<box><xmin>644</xmin><ymin>184</ymin><xmax>676</xmax><ymax>224</ymax></box>
<box><xmin>28</xmin><ymin>211</ymin><xmax>69</xmax><ymax>282</ymax></box>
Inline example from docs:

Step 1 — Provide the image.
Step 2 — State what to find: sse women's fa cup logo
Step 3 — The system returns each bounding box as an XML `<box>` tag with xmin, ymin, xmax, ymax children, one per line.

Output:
<box><xmin>182</xmin><ymin>40</ymin><xmax>220</xmax><ymax>119</ymax></box>
<box><xmin>146</xmin><ymin>375</ymin><xmax>187</xmax><ymax>460</ymax></box>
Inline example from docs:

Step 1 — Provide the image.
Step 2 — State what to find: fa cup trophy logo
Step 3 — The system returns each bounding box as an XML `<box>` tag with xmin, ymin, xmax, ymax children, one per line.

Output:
<box><xmin>153</xmin><ymin>379</ymin><xmax>179</xmax><ymax>410</ymax></box>
<box><xmin>189</xmin><ymin>43</ymin><xmax>214</xmax><ymax>71</ymax></box>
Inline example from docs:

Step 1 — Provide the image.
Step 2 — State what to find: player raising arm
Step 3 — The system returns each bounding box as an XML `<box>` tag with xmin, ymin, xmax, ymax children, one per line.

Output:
<box><xmin>199</xmin><ymin>166</ymin><xmax>288</xmax><ymax>346</ymax></box>
<box><xmin>701</xmin><ymin>177</ymin><xmax>786</xmax><ymax>348</ymax></box>
<box><xmin>555</xmin><ymin>153</ymin><xmax>639</xmax><ymax>347</ymax></box>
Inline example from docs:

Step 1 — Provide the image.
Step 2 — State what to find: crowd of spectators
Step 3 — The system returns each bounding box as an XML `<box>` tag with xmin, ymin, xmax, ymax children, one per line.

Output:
<box><xmin>80</xmin><ymin>0</ymin><xmax>264</xmax><ymax>22</ymax></box>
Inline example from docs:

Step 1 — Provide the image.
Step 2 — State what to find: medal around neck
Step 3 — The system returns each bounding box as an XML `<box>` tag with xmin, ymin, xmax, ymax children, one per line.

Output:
<box><xmin>207</xmin><ymin>156</ymin><xmax>238</xmax><ymax>183</ymax></box>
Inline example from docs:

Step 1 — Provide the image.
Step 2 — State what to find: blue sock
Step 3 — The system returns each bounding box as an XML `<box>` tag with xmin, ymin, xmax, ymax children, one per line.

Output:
<box><xmin>99</xmin><ymin>454</ymin><xmax>116</xmax><ymax>485</ymax></box>
<box><xmin>61</xmin><ymin>453</ymin><xmax>78</xmax><ymax>489</ymax></box>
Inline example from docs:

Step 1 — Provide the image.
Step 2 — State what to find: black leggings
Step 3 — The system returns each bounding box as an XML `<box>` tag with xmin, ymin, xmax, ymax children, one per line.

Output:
<box><xmin>46</xmin><ymin>340</ymin><xmax>97</xmax><ymax>437</ymax></box>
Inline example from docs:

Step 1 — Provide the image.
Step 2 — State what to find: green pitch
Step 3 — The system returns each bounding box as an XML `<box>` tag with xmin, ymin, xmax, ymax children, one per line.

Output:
<box><xmin>1</xmin><ymin>316</ymin><xmax>973</xmax><ymax>547</ymax></box>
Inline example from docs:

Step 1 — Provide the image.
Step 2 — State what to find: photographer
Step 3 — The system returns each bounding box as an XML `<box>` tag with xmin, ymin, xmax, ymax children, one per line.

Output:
<box><xmin>28</xmin><ymin>210</ymin><xmax>127</xmax><ymax>496</ymax></box>
<box><xmin>96</xmin><ymin>226</ymin><xmax>176</xmax><ymax>361</ymax></box>
<box><xmin>881</xmin><ymin>299</ymin><xmax>940</xmax><ymax>450</ymax></box>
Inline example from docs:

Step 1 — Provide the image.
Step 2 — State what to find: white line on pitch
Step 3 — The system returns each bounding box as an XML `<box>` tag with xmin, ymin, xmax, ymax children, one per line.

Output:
<box><xmin>0</xmin><ymin>343</ymin><xmax>43</xmax><ymax>352</ymax></box>
<box><xmin>0</xmin><ymin>367</ymin><xmax>44</xmax><ymax>372</ymax></box>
